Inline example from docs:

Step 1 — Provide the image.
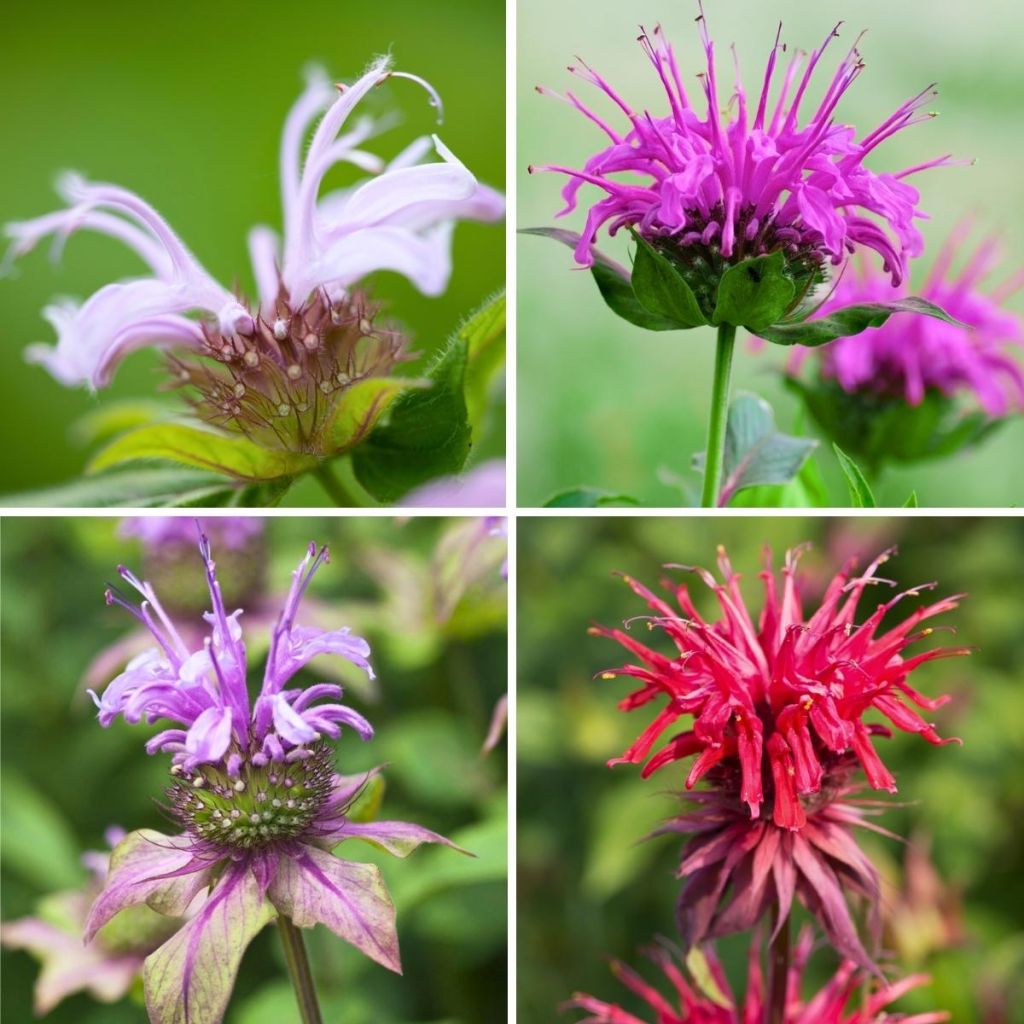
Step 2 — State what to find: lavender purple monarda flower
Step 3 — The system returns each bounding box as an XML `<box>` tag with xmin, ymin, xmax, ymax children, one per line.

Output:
<box><xmin>85</xmin><ymin>529</ymin><xmax>462</xmax><ymax>1024</ymax></box>
<box><xmin>533</xmin><ymin>7</ymin><xmax>951</xmax><ymax>314</ymax></box>
<box><xmin>5</xmin><ymin>56</ymin><xmax>502</xmax><ymax>455</ymax></box>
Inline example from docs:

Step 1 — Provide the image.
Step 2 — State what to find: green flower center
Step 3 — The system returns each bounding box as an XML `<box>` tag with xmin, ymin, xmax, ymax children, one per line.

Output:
<box><xmin>168</xmin><ymin>742</ymin><xmax>334</xmax><ymax>850</ymax></box>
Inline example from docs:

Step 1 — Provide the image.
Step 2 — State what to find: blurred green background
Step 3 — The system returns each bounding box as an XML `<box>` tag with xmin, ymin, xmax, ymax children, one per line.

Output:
<box><xmin>518</xmin><ymin>515</ymin><xmax>1024</xmax><ymax>1022</ymax></box>
<box><xmin>0</xmin><ymin>515</ymin><xmax>507</xmax><ymax>1023</ymax></box>
<box><xmin>517</xmin><ymin>0</ymin><xmax>1024</xmax><ymax>507</ymax></box>
<box><xmin>0</xmin><ymin>0</ymin><xmax>504</xmax><ymax>504</ymax></box>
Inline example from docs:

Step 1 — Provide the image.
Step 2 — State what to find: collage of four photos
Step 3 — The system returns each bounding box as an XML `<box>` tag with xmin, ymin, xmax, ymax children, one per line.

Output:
<box><xmin>1</xmin><ymin>1</ymin><xmax>1022</xmax><ymax>1022</ymax></box>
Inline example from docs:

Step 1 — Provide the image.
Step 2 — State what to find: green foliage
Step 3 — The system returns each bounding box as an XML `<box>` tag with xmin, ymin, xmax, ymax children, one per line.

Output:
<box><xmin>833</xmin><ymin>443</ymin><xmax>877</xmax><ymax>507</ymax></box>
<box><xmin>544</xmin><ymin>488</ymin><xmax>641</xmax><ymax>507</ymax></box>
<box><xmin>629</xmin><ymin>233</ymin><xmax>709</xmax><ymax>329</ymax></box>
<box><xmin>693</xmin><ymin>392</ymin><xmax>817</xmax><ymax>506</ymax></box>
<box><xmin>712</xmin><ymin>251</ymin><xmax>795</xmax><ymax>330</ymax></box>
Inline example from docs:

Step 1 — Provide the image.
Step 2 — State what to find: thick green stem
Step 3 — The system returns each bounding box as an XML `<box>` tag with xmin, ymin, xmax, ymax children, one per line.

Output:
<box><xmin>700</xmin><ymin>322</ymin><xmax>737</xmax><ymax>508</ymax></box>
<box><xmin>278</xmin><ymin>916</ymin><xmax>324</xmax><ymax>1024</ymax></box>
<box><xmin>312</xmin><ymin>461</ymin><xmax>361</xmax><ymax>507</ymax></box>
<box><xmin>766</xmin><ymin>912</ymin><xmax>791</xmax><ymax>1024</ymax></box>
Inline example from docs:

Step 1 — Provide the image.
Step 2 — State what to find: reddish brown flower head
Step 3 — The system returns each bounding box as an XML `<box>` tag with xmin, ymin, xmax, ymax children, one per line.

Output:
<box><xmin>565</xmin><ymin>928</ymin><xmax>950</xmax><ymax>1024</ymax></box>
<box><xmin>591</xmin><ymin>545</ymin><xmax>968</xmax><ymax>831</ymax></box>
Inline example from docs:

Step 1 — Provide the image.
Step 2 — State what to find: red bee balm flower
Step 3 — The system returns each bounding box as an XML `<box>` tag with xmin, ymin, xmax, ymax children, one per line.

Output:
<box><xmin>591</xmin><ymin>546</ymin><xmax>967</xmax><ymax>831</ymax></box>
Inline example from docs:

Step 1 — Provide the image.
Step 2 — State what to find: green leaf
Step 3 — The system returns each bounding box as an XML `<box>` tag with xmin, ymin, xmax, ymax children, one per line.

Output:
<box><xmin>712</xmin><ymin>250</ymin><xmax>795</xmax><ymax>329</ymax></box>
<box><xmin>520</xmin><ymin>227</ymin><xmax>680</xmax><ymax>330</ymax></box>
<box><xmin>684</xmin><ymin>947</ymin><xmax>735</xmax><ymax>1010</ymax></box>
<box><xmin>0</xmin><ymin>466</ymin><xmax>238</xmax><ymax>508</ymax></box>
<box><xmin>753</xmin><ymin>297</ymin><xmax>965</xmax><ymax>346</ymax></box>
<box><xmin>630</xmin><ymin>231</ymin><xmax>709</xmax><ymax>328</ymax></box>
<box><xmin>1</xmin><ymin>772</ymin><xmax>85</xmax><ymax>889</ymax></box>
<box><xmin>352</xmin><ymin>320</ymin><xmax>473</xmax><ymax>502</ymax></box>
<box><xmin>325</xmin><ymin>377</ymin><xmax>425</xmax><ymax>454</ymax></box>
<box><xmin>543</xmin><ymin>487</ymin><xmax>641</xmax><ymax>508</ymax></box>
<box><xmin>87</xmin><ymin>422</ymin><xmax>316</xmax><ymax>481</ymax></box>
<box><xmin>461</xmin><ymin>290</ymin><xmax>507</xmax><ymax>436</ymax></box>
<box><xmin>70</xmin><ymin>399</ymin><xmax>171</xmax><ymax>447</ymax></box>
<box><xmin>695</xmin><ymin>393</ymin><xmax>817</xmax><ymax>506</ymax></box>
<box><xmin>903</xmin><ymin>490</ymin><xmax>920</xmax><ymax>508</ymax></box>
<box><xmin>833</xmin><ymin>443</ymin><xmax>877</xmax><ymax>507</ymax></box>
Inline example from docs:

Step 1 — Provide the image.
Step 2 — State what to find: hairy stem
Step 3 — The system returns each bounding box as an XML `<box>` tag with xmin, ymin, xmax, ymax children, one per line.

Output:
<box><xmin>767</xmin><ymin>912</ymin><xmax>791</xmax><ymax>1024</ymax></box>
<box><xmin>312</xmin><ymin>461</ymin><xmax>361</xmax><ymax>507</ymax></box>
<box><xmin>278</xmin><ymin>915</ymin><xmax>324</xmax><ymax>1024</ymax></box>
<box><xmin>700</xmin><ymin>322</ymin><xmax>737</xmax><ymax>508</ymax></box>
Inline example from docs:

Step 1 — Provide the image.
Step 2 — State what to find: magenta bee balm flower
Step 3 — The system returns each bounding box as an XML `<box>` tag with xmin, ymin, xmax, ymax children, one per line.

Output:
<box><xmin>85</xmin><ymin>529</ymin><xmax>463</xmax><ymax>1024</ymax></box>
<box><xmin>796</xmin><ymin>226</ymin><xmax>1024</xmax><ymax>417</ymax></box>
<box><xmin>6</xmin><ymin>57</ymin><xmax>503</xmax><ymax>457</ymax></box>
<box><xmin>533</xmin><ymin>9</ymin><xmax>950</xmax><ymax>310</ymax></box>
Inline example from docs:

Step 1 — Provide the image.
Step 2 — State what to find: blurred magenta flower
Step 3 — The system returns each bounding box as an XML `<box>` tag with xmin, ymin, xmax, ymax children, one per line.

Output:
<box><xmin>591</xmin><ymin>545</ymin><xmax>966</xmax><ymax>829</ymax></box>
<box><xmin>402</xmin><ymin>457</ymin><xmax>506</xmax><ymax>506</ymax></box>
<box><xmin>120</xmin><ymin>516</ymin><xmax>265</xmax><ymax>551</ymax></box>
<box><xmin>533</xmin><ymin>9</ymin><xmax>949</xmax><ymax>291</ymax></box>
<box><xmin>566</xmin><ymin>929</ymin><xmax>949</xmax><ymax>1024</ymax></box>
<box><xmin>798</xmin><ymin>227</ymin><xmax>1024</xmax><ymax>416</ymax></box>
<box><xmin>5</xmin><ymin>56</ymin><xmax>503</xmax><ymax>455</ymax></box>
<box><xmin>1</xmin><ymin>827</ymin><xmax>184</xmax><ymax>1015</ymax></box>
<box><xmin>86</xmin><ymin>530</ymin><xmax>462</xmax><ymax>1023</ymax></box>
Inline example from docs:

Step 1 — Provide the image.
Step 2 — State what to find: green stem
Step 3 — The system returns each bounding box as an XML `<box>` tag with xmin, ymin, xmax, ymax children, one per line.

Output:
<box><xmin>278</xmin><ymin>916</ymin><xmax>324</xmax><ymax>1024</ymax></box>
<box><xmin>700</xmin><ymin>322</ymin><xmax>737</xmax><ymax>508</ymax></box>
<box><xmin>766</xmin><ymin>912</ymin><xmax>791</xmax><ymax>1024</ymax></box>
<box><xmin>312</xmin><ymin>461</ymin><xmax>362</xmax><ymax>507</ymax></box>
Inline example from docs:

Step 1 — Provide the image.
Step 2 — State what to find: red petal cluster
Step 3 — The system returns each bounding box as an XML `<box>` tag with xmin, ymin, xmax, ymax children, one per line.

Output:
<box><xmin>592</xmin><ymin>546</ymin><xmax>967</xmax><ymax>830</ymax></box>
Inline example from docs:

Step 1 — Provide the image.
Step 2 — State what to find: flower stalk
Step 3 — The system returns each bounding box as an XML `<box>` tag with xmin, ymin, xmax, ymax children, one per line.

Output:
<box><xmin>313</xmin><ymin>461</ymin><xmax>362</xmax><ymax>507</ymax></box>
<box><xmin>767</xmin><ymin>912</ymin><xmax>791</xmax><ymax>1024</ymax></box>
<box><xmin>278</xmin><ymin>915</ymin><xmax>324</xmax><ymax>1024</ymax></box>
<box><xmin>700</xmin><ymin>322</ymin><xmax>737</xmax><ymax>507</ymax></box>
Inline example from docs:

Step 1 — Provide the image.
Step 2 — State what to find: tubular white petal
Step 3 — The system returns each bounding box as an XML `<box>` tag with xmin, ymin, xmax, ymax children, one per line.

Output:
<box><xmin>291</xmin><ymin>223</ymin><xmax>454</xmax><ymax>300</ymax></box>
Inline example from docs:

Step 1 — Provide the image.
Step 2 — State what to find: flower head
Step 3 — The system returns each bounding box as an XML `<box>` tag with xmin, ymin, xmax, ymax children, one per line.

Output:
<box><xmin>533</xmin><ymin>8</ymin><xmax>951</xmax><ymax>313</ymax></box>
<box><xmin>0</xmin><ymin>827</ymin><xmax>186</xmax><ymax>1015</ymax></box>
<box><xmin>85</xmin><ymin>528</ymin><xmax>463</xmax><ymax>1023</ymax></box>
<box><xmin>798</xmin><ymin>226</ymin><xmax>1024</xmax><ymax>416</ymax></box>
<box><xmin>566</xmin><ymin>930</ymin><xmax>949</xmax><ymax>1024</ymax></box>
<box><xmin>120</xmin><ymin>515</ymin><xmax>265</xmax><ymax>552</ymax></box>
<box><xmin>6</xmin><ymin>57</ymin><xmax>503</xmax><ymax>454</ymax></box>
<box><xmin>591</xmin><ymin>545</ymin><xmax>967</xmax><ymax>831</ymax></box>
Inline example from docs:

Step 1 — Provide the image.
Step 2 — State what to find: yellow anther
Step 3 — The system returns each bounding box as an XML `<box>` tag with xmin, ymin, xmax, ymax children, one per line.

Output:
<box><xmin>601</xmin><ymin>672</ymin><xmax>616</xmax><ymax>680</ymax></box>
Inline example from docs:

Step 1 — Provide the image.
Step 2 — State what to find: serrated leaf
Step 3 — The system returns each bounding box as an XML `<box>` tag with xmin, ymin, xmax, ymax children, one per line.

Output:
<box><xmin>712</xmin><ymin>250</ymin><xmax>795</xmax><ymax>329</ymax></box>
<box><xmin>87</xmin><ymin>422</ymin><xmax>316</xmax><ymax>481</ymax></box>
<box><xmin>753</xmin><ymin>297</ymin><xmax>965</xmax><ymax>346</ymax></box>
<box><xmin>833</xmin><ymin>443</ymin><xmax>877</xmax><ymax>507</ymax></box>
<box><xmin>543</xmin><ymin>487</ymin><xmax>641</xmax><ymax>508</ymax></box>
<box><xmin>461</xmin><ymin>290</ymin><xmax>507</xmax><ymax>436</ymax></box>
<box><xmin>326</xmin><ymin>377</ymin><xmax>426</xmax><ymax>454</ymax></box>
<box><xmin>0</xmin><ymin>466</ymin><xmax>238</xmax><ymax>508</ymax></box>
<box><xmin>696</xmin><ymin>393</ymin><xmax>817</xmax><ymax>507</ymax></box>
<box><xmin>521</xmin><ymin>227</ymin><xmax>680</xmax><ymax>330</ymax></box>
<box><xmin>352</xmin><ymin>317</ymin><xmax>473</xmax><ymax>502</ymax></box>
<box><xmin>630</xmin><ymin>231</ymin><xmax>708</xmax><ymax>328</ymax></box>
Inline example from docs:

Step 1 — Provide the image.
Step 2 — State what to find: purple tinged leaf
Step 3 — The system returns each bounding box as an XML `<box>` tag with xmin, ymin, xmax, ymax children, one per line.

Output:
<box><xmin>329</xmin><ymin>819</ymin><xmax>471</xmax><ymax>859</ymax></box>
<box><xmin>268</xmin><ymin>845</ymin><xmax>400</xmax><ymax>973</ymax></box>
<box><xmin>85</xmin><ymin>830</ymin><xmax>212</xmax><ymax>943</ymax></box>
<box><xmin>144</xmin><ymin>863</ymin><xmax>273</xmax><ymax>1024</ymax></box>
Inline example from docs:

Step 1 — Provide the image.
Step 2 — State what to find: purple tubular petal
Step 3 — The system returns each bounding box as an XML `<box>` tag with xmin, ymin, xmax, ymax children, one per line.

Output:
<box><xmin>144</xmin><ymin>862</ymin><xmax>274</xmax><ymax>1024</ymax></box>
<box><xmin>84</xmin><ymin>830</ymin><xmax>213</xmax><ymax>943</ymax></box>
<box><xmin>184</xmin><ymin>706</ymin><xmax>234</xmax><ymax>764</ymax></box>
<box><xmin>270</xmin><ymin>694</ymin><xmax>318</xmax><ymax>745</ymax></box>
<box><xmin>267</xmin><ymin>844</ymin><xmax>401</xmax><ymax>973</ymax></box>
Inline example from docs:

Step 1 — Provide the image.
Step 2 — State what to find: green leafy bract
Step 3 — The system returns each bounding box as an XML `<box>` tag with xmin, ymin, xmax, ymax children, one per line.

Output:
<box><xmin>833</xmin><ymin>443</ymin><xmax>877</xmax><ymax>507</ymax></box>
<box><xmin>543</xmin><ymin>487</ymin><xmax>641</xmax><ymax>508</ymax></box>
<box><xmin>712</xmin><ymin>251</ymin><xmax>796</xmax><ymax>330</ymax></box>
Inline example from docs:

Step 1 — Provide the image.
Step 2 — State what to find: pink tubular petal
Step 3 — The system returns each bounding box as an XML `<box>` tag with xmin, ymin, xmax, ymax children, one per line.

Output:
<box><xmin>184</xmin><ymin>706</ymin><xmax>234</xmax><ymax>764</ymax></box>
<box><xmin>270</xmin><ymin>693</ymin><xmax>318</xmax><ymax>745</ymax></box>
<box><xmin>267</xmin><ymin>845</ymin><xmax>401</xmax><ymax>972</ymax></box>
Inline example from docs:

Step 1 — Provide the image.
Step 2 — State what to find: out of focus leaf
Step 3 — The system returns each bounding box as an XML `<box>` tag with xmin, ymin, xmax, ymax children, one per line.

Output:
<box><xmin>544</xmin><ymin>488</ymin><xmax>640</xmax><ymax>508</ymax></box>
<box><xmin>833</xmin><ymin>442</ymin><xmax>877</xmax><ymax>507</ymax></box>
<box><xmin>1</xmin><ymin>772</ymin><xmax>85</xmax><ymax>890</ymax></box>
